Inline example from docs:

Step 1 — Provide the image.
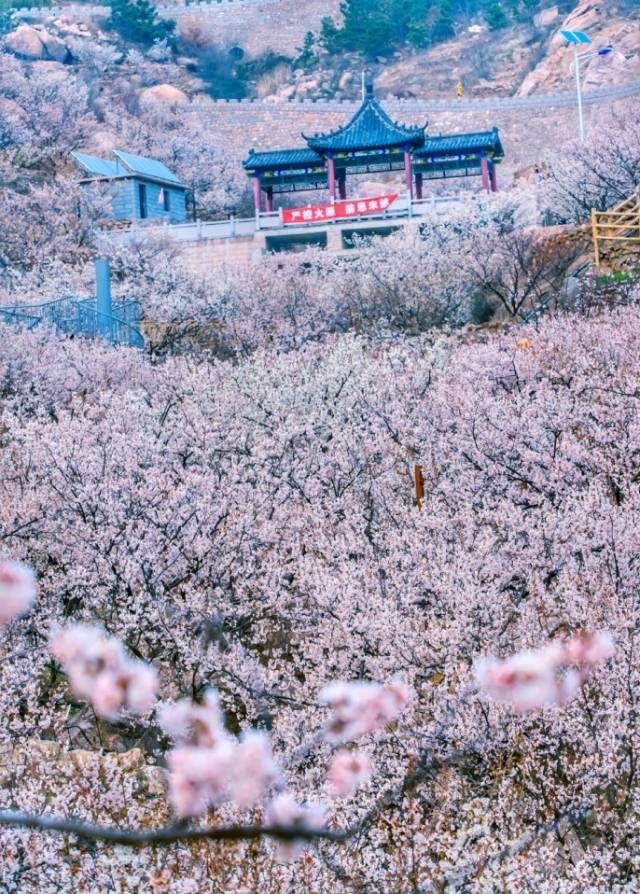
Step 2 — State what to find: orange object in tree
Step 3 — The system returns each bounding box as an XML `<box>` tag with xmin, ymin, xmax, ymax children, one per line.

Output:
<box><xmin>414</xmin><ymin>464</ymin><xmax>425</xmax><ymax>509</ymax></box>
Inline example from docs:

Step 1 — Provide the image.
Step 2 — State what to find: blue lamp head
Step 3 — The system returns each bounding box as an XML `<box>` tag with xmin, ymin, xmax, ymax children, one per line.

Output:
<box><xmin>598</xmin><ymin>46</ymin><xmax>613</xmax><ymax>56</ymax></box>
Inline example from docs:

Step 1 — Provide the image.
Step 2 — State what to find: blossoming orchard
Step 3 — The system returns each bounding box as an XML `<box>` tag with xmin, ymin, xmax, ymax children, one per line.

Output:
<box><xmin>2</xmin><ymin>9</ymin><xmax>640</xmax><ymax>892</ymax></box>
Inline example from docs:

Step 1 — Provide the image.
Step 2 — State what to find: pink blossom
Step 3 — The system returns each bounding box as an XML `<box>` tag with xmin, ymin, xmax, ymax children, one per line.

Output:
<box><xmin>123</xmin><ymin>661</ymin><xmax>159</xmax><ymax>715</ymax></box>
<box><xmin>563</xmin><ymin>631</ymin><xmax>615</xmax><ymax>668</ymax></box>
<box><xmin>266</xmin><ymin>793</ymin><xmax>326</xmax><ymax>861</ymax></box>
<box><xmin>91</xmin><ymin>672</ymin><xmax>126</xmax><ymax>719</ymax></box>
<box><xmin>160</xmin><ymin>691</ymin><xmax>282</xmax><ymax>814</ymax></box>
<box><xmin>157</xmin><ymin>689</ymin><xmax>225</xmax><ymax>747</ymax></box>
<box><xmin>49</xmin><ymin>625</ymin><xmax>158</xmax><ymax>719</ymax></box>
<box><xmin>166</xmin><ymin>743</ymin><xmax>235</xmax><ymax>818</ymax></box>
<box><xmin>0</xmin><ymin>560</ymin><xmax>37</xmax><ymax>624</ymax></box>
<box><xmin>476</xmin><ymin>649</ymin><xmax>560</xmax><ymax>711</ymax></box>
<box><xmin>476</xmin><ymin>632</ymin><xmax>615</xmax><ymax>711</ymax></box>
<box><xmin>319</xmin><ymin>679</ymin><xmax>412</xmax><ymax>743</ymax></box>
<box><xmin>49</xmin><ymin>624</ymin><xmax>113</xmax><ymax>664</ymax></box>
<box><xmin>326</xmin><ymin>749</ymin><xmax>371</xmax><ymax>798</ymax></box>
<box><xmin>229</xmin><ymin>731</ymin><xmax>281</xmax><ymax>808</ymax></box>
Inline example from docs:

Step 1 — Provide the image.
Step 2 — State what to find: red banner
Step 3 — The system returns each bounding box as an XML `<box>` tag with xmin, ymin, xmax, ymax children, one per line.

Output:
<box><xmin>282</xmin><ymin>193</ymin><xmax>398</xmax><ymax>226</ymax></box>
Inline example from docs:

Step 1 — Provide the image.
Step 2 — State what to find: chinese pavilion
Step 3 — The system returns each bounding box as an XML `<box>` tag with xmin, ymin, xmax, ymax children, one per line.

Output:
<box><xmin>243</xmin><ymin>82</ymin><xmax>504</xmax><ymax>213</ymax></box>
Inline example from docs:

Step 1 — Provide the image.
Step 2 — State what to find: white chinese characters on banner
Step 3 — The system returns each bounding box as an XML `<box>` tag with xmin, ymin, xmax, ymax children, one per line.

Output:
<box><xmin>282</xmin><ymin>193</ymin><xmax>398</xmax><ymax>226</ymax></box>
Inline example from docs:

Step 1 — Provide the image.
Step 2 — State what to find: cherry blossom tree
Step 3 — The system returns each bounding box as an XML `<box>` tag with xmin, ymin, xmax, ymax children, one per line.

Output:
<box><xmin>540</xmin><ymin>105</ymin><xmax>640</xmax><ymax>223</ymax></box>
<box><xmin>0</xmin><ymin>296</ymin><xmax>637</xmax><ymax>890</ymax></box>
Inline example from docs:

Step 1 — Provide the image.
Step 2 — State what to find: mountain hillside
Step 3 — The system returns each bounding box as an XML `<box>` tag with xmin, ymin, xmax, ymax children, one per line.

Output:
<box><xmin>3</xmin><ymin>0</ymin><xmax>639</xmax><ymax>104</ymax></box>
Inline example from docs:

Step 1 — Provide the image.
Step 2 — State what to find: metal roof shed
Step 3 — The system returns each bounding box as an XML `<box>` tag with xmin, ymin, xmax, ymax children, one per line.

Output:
<box><xmin>73</xmin><ymin>150</ymin><xmax>189</xmax><ymax>224</ymax></box>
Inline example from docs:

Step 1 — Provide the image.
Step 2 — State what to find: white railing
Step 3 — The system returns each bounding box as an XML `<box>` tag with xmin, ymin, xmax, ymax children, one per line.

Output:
<box><xmin>115</xmin><ymin>192</ymin><xmax>474</xmax><ymax>244</ymax></box>
<box><xmin>254</xmin><ymin>193</ymin><xmax>466</xmax><ymax>229</ymax></box>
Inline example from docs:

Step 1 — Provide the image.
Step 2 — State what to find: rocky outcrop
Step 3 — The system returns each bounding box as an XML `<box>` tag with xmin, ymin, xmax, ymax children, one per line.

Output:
<box><xmin>533</xmin><ymin>6</ymin><xmax>560</xmax><ymax>29</ymax></box>
<box><xmin>38</xmin><ymin>29</ymin><xmax>70</xmax><ymax>62</ymax></box>
<box><xmin>140</xmin><ymin>83</ymin><xmax>189</xmax><ymax>105</ymax></box>
<box><xmin>518</xmin><ymin>0</ymin><xmax>640</xmax><ymax>96</ymax></box>
<box><xmin>4</xmin><ymin>24</ymin><xmax>48</xmax><ymax>60</ymax></box>
<box><xmin>4</xmin><ymin>23</ymin><xmax>71</xmax><ymax>63</ymax></box>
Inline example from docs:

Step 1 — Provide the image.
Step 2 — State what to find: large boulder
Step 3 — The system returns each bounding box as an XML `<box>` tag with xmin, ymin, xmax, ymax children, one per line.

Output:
<box><xmin>533</xmin><ymin>6</ymin><xmax>559</xmax><ymax>28</ymax></box>
<box><xmin>4</xmin><ymin>24</ymin><xmax>46</xmax><ymax>60</ymax></box>
<box><xmin>38</xmin><ymin>30</ymin><xmax>71</xmax><ymax>63</ymax></box>
<box><xmin>4</xmin><ymin>24</ymin><xmax>71</xmax><ymax>63</ymax></box>
<box><xmin>139</xmin><ymin>83</ymin><xmax>189</xmax><ymax>105</ymax></box>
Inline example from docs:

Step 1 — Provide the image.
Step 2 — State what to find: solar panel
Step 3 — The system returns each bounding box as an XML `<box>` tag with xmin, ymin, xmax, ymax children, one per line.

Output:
<box><xmin>113</xmin><ymin>150</ymin><xmax>183</xmax><ymax>186</ymax></box>
<box><xmin>72</xmin><ymin>152</ymin><xmax>120</xmax><ymax>177</ymax></box>
<box><xmin>560</xmin><ymin>29</ymin><xmax>591</xmax><ymax>44</ymax></box>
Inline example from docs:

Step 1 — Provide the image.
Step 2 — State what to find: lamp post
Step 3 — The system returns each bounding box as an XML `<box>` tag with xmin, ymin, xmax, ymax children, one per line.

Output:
<box><xmin>561</xmin><ymin>30</ymin><xmax>613</xmax><ymax>143</ymax></box>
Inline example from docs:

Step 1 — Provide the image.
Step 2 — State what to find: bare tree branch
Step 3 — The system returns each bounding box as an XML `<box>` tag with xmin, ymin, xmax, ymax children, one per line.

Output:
<box><xmin>0</xmin><ymin>812</ymin><xmax>347</xmax><ymax>847</ymax></box>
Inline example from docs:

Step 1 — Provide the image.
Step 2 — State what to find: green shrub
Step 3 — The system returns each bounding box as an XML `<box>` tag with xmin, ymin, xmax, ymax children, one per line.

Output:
<box><xmin>107</xmin><ymin>0</ymin><xmax>175</xmax><ymax>47</ymax></box>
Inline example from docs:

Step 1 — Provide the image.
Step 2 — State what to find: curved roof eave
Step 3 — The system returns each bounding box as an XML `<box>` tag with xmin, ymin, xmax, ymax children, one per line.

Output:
<box><xmin>302</xmin><ymin>92</ymin><xmax>426</xmax><ymax>152</ymax></box>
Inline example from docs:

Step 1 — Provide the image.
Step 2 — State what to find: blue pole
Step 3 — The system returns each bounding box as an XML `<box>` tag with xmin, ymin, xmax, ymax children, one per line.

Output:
<box><xmin>95</xmin><ymin>258</ymin><xmax>113</xmax><ymax>343</ymax></box>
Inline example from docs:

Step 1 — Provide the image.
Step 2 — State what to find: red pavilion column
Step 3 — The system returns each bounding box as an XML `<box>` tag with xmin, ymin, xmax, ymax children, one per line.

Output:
<box><xmin>480</xmin><ymin>155</ymin><xmax>490</xmax><ymax>193</ymax></box>
<box><xmin>404</xmin><ymin>146</ymin><xmax>413</xmax><ymax>198</ymax></box>
<box><xmin>252</xmin><ymin>173</ymin><xmax>262</xmax><ymax>214</ymax></box>
<box><xmin>415</xmin><ymin>172</ymin><xmax>423</xmax><ymax>200</ymax></box>
<box><xmin>489</xmin><ymin>161</ymin><xmax>498</xmax><ymax>193</ymax></box>
<box><xmin>327</xmin><ymin>154</ymin><xmax>337</xmax><ymax>203</ymax></box>
<box><xmin>265</xmin><ymin>187</ymin><xmax>273</xmax><ymax>212</ymax></box>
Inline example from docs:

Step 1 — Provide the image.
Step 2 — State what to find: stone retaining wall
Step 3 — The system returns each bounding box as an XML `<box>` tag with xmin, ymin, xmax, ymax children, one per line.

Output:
<box><xmin>15</xmin><ymin>0</ymin><xmax>341</xmax><ymax>56</ymax></box>
<box><xmin>190</xmin><ymin>90</ymin><xmax>639</xmax><ymax>183</ymax></box>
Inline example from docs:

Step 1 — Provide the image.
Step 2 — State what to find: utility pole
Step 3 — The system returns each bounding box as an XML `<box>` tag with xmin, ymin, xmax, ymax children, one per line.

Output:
<box><xmin>572</xmin><ymin>44</ymin><xmax>585</xmax><ymax>143</ymax></box>
<box><xmin>561</xmin><ymin>29</ymin><xmax>613</xmax><ymax>144</ymax></box>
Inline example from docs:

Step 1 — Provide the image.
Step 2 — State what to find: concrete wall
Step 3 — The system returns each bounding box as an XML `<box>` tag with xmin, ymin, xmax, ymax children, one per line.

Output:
<box><xmin>171</xmin><ymin>216</ymin><xmax>428</xmax><ymax>273</ymax></box>
<box><xmin>177</xmin><ymin>233</ymin><xmax>260</xmax><ymax>272</ymax></box>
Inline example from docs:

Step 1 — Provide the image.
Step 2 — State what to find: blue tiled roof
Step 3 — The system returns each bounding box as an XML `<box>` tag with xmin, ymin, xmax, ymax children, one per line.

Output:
<box><xmin>243</xmin><ymin>147</ymin><xmax>323</xmax><ymax>170</ymax></box>
<box><xmin>73</xmin><ymin>152</ymin><xmax>122</xmax><ymax>177</ymax></box>
<box><xmin>113</xmin><ymin>150</ymin><xmax>184</xmax><ymax>186</ymax></box>
<box><xmin>416</xmin><ymin>128</ymin><xmax>504</xmax><ymax>158</ymax></box>
<box><xmin>304</xmin><ymin>87</ymin><xmax>425</xmax><ymax>152</ymax></box>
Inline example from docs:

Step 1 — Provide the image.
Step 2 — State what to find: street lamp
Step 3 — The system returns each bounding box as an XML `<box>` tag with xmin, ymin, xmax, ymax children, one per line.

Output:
<box><xmin>561</xmin><ymin>30</ymin><xmax>613</xmax><ymax>142</ymax></box>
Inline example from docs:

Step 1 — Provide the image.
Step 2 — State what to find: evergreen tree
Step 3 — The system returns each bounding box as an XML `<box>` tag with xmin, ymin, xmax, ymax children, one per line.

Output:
<box><xmin>0</xmin><ymin>6</ymin><xmax>14</xmax><ymax>36</ymax></box>
<box><xmin>319</xmin><ymin>15</ymin><xmax>342</xmax><ymax>54</ymax></box>
<box><xmin>108</xmin><ymin>0</ymin><xmax>175</xmax><ymax>46</ymax></box>
<box><xmin>431</xmin><ymin>0</ymin><xmax>456</xmax><ymax>42</ymax></box>
<box><xmin>485</xmin><ymin>1</ymin><xmax>509</xmax><ymax>30</ymax></box>
<box><xmin>314</xmin><ymin>0</ymin><xmax>539</xmax><ymax>60</ymax></box>
<box><xmin>1</xmin><ymin>0</ymin><xmax>51</xmax><ymax>36</ymax></box>
<box><xmin>295</xmin><ymin>32</ymin><xmax>318</xmax><ymax>70</ymax></box>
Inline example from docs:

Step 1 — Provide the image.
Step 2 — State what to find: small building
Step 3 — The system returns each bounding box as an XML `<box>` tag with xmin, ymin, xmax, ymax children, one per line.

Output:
<box><xmin>243</xmin><ymin>82</ymin><xmax>504</xmax><ymax>212</ymax></box>
<box><xmin>73</xmin><ymin>150</ymin><xmax>188</xmax><ymax>224</ymax></box>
